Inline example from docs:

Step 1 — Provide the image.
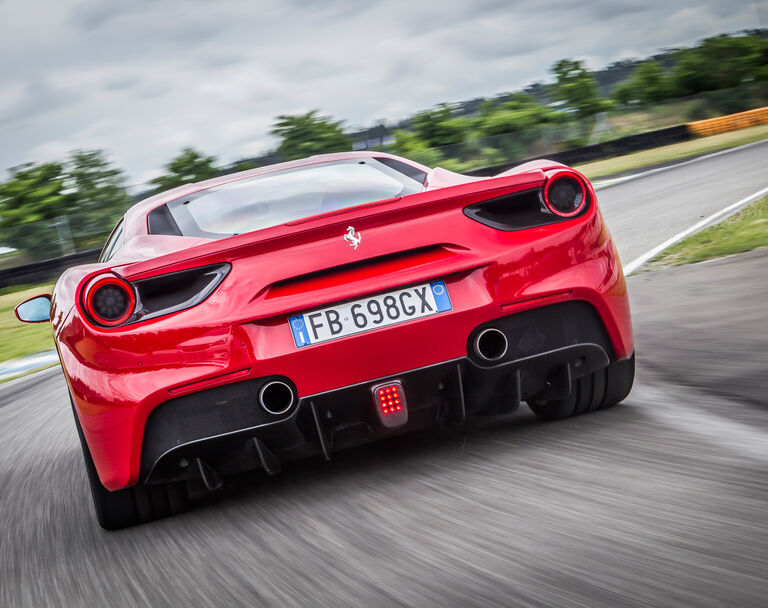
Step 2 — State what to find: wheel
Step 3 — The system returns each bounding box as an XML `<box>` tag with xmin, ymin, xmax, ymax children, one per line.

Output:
<box><xmin>70</xmin><ymin>399</ymin><xmax>189</xmax><ymax>530</ymax></box>
<box><xmin>528</xmin><ymin>353</ymin><xmax>635</xmax><ymax>422</ymax></box>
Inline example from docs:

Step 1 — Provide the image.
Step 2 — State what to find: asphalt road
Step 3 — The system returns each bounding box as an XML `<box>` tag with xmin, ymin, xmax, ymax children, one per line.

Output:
<box><xmin>1</xmin><ymin>144</ymin><xmax>768</xmax><ymax>607</ymax></box>
<box><xmin>631</xmin><ymin>248</ymin><xmax>768</xmax><ymax>410</ymax></box>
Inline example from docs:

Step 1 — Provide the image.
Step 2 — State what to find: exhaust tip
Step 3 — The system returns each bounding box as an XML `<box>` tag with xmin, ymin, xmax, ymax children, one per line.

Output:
<box><xmin>474</xmin><ymin>328</ymin><xmax>508</xmax><ymax>362</ymax></box>
<box><xmin>259</xmin><ymin>380</ymin><xmax>295</xmax><ymax>415</ymax></box>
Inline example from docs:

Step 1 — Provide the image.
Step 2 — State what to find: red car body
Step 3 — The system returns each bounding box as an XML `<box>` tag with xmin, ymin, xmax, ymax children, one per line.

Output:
<box><xmin>27</xmin><ymin>151</ymin><xmax>632</xmax><ymax>524</ymax></box>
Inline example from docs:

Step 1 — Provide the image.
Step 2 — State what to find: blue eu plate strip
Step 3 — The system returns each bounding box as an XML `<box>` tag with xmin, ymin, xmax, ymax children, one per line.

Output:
<box><xmin>289</xmin><ymin>315</ymin><xmax>310</xmax><ymax>348</ymax></box>
<box><xmin>430</xmin><ymin>281</ymin><xmax>452</xmax><ymax>312</ymax></box>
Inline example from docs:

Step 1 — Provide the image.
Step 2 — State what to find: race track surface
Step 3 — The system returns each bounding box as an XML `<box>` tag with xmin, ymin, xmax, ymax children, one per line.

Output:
<box><xmin>1</xmin><ymin>143</ymin><xmax>767</xmax><ymax>607</ymax></box>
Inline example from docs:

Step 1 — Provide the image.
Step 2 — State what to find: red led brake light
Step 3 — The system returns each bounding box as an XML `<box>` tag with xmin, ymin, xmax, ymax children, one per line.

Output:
<box><xmin>376</xmin><ymin>385</ymin><xmax>403</xmax><ymax>415</ymax></box>
<box><xmin>371</xmin><ymin>381</ymin><xmax>408</xmax><ymax>429</ymax></box>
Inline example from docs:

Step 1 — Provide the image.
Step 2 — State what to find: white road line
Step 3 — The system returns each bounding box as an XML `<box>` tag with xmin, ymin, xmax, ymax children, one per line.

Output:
<box><xmin>622</xmin><ymin>185</ymin><xmax>768</xmax><ymax>275</ymax></box>
<box><xmin>593</xmin><ymin>137</ymin><xmax>768</xmax><ymax>191</ymax></box>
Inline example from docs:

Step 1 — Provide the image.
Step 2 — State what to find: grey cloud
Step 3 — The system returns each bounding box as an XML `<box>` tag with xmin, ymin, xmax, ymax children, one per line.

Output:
<box><xmin>202</xmin><ymin>55</ymin><xmax>247</xmax><ymax>70</ymax></box>
<box><xmin>0</xmin><ymin>80</ymin><xmax>81</xmax><ymax>127</ymax></box>
<box><xmin>102</xmin><ymin>75</ymin><xmax>143</xmax><ymax>92</ymax></box>
<box><xmin>163</xmin><ymin>21</ymin><xmax>223</xmax><ymax>44</ymax></box>
<box><xmin>71</xmin><ymin>1</ymin><xmax>136</xmax><ymax>30</ymax></box>
<box><xmin>135</xmin><ymin>82</ymin><xmax>173</xmax><ymax>100</ymax></box>
<box><xmin>582</xmin><ymin>0</ymin><xmax>648</xmax><ymax>20</ymax></box>
<box><xmin>282</xmin><ymin>0</ymin><xmax>373</xmax><ymax>21</ymax></box>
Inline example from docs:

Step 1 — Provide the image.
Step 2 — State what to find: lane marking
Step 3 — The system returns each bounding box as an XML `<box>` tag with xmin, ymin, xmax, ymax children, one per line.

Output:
<box><xmin>593</xmin><ymin>137</ymin><xmax>768</xmax><ymax>191</ymax></box>
<box><xmin>622</xmin><ymin>185</ymin><xmax>768</xmax><ymax>275</ymax></box>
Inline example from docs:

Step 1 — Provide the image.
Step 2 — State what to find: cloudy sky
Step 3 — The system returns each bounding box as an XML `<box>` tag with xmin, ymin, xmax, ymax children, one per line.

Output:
<box><xmin>0</xmin><ymin>0</ymin><xmax>764</xmax><ymax>186</ymax></box>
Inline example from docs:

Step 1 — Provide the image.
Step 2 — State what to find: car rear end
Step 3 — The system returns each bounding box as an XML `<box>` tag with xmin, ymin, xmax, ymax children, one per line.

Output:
<box><xmin>59</xmin><ymin>158</ymin><xmax>633</xmax><ymax>493</ymax></box>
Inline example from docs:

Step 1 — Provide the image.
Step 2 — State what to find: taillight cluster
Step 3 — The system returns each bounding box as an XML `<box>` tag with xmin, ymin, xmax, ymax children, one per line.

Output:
<box><xmin>463</xmin><ymin>170</ymin><xmax>591</xmax><ymax>231</ymax></box>
<box><xmin>543</xmin><ymin>173</ymin><xmax>587</xmax><ymax>217</ymax></box>
<box><xmin>83</xmin><ymin>276</ymin><xmax>135</xmax><ymax>327</ymax></box>
<box><xmin>80</xmin><ymin>263</ymin><xmax>230</xmax><ymax>328</ymax></box>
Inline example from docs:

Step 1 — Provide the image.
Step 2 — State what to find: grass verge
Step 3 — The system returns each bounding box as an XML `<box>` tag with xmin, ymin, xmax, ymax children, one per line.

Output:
<box><xmin>576</xmin><ymin>124</ymin><xmax>768</xmax><ymax>181</ymax></box>
<box><xmin>649</xmin><ymin>195</ymin><xmax>768</xmax><ymax>268</ymax></box>
<box><xmin>0</xmin><ymin>283</ymin><xmax>55</xmax><ymax>362</ymax></box>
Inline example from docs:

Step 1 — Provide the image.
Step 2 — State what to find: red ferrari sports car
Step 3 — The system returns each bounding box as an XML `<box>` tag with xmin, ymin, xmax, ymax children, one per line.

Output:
<box><xmin>17</xmin><ymin>151</ymin><xmax>634</xmax><ymax>529</ymax></box>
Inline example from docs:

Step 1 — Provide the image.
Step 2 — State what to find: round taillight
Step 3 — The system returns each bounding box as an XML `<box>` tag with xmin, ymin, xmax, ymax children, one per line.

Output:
<box><xmin>83</xmin><ymin>275</ymin><xmax>135</xmax><ymax>327</ymax></box>
<box><xmin>543</xmin><ymin>174</ymin><xmax>587</xmax><ymax>217</ymax></box>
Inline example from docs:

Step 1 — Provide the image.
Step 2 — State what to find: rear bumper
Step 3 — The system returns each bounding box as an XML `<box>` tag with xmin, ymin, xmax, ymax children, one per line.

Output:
<box><xmin>141</xmin><ymin>300</ymin><xmax>615</xmax><ymax>485</ymax></box>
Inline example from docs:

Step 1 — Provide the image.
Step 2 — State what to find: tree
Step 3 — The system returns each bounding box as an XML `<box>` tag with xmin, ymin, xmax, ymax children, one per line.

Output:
<box><xmin>611</xmin><ymin>81</ymin><xmax>635</xmax><ymax>106</ymax></box>
<box><xmin>613</xmin><ymin>60</ymin><xmax>671</xmax><ymax>105</ymax></box>
<box><xmin>672</xmin><ymin>34</ymin><xmax>768</xmax><ymax>96</ymax></box>
<box><xmin>391</xmin><ymin>130</ymin><xmax>444</xmax><ymax>168</ymax></box>
<box><xmin>551</xmin><ymin>59</ymin><xmax>607</xmax><ymax>118</ymax></box>
<box><xmin>632</xmin><ymin>61</ymin><xmax>671</xmax><ymax>103</ymax></box>
<box><xmin>410</xmin><ymin>106</ymin><xmax>470</xmax><ymax>148</ymax></box>
<box><xmin>0</xmin><ymin>162</ymin><xmax>71</xmax><ymax>257</ymax></box>
<box><xmin>66</xmin><ymin>150</ymin><xmax>132</xmax><ymax>246</ymax></box>
<box><xmin>271</xmin><ymin>111</ymin><xmax>350</xmax><ymax>160</ymax></box>
<box><xmin>480</xmin><ymin>93</ymin><xmax>558</xmax><ymax>136</ymax></box>
<box><xmin>150</xmin><ymin>147</ymin><xmax>219</xmax><ymax>192</ymax></box>
<box><xmin>230</xmin><ymin>159</ymin><xmax>261</xmax><ymax>173</ymax></box>
<box><xmin>0</xmin><ymin>151</ymin><xmax>134</xmax><ymax>256</ymax></box>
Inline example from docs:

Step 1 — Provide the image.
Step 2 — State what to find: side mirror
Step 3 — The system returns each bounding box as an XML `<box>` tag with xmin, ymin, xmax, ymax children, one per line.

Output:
<box><xmin>15</xmin><ymin>295</ymin><xmax>52</xmax><ymax>323</ymax></box>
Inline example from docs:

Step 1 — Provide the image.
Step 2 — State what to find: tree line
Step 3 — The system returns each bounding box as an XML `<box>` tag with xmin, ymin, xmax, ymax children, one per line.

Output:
<box><xmin>1</xmin><ymin>30</ymin><xmax>765</xmax><ymax>258</ymax></box>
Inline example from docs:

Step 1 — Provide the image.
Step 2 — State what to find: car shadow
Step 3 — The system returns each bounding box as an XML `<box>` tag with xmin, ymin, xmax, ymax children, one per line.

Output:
<box><xmin>184</xmin><ymin>402</ymin><xmax>639</xmax><ymax>516</ymax></box>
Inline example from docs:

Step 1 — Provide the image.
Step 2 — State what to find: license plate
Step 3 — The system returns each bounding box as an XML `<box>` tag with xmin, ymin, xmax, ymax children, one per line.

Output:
<box><xmin>288</xmin><ymin>281</ymin><xmax>452</xmax><ymax>347</ymax></box>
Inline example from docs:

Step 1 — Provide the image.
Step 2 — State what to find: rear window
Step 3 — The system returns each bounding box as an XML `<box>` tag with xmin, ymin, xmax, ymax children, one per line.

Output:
<box><xmin>150</xmin><ymin>158</ymin><xmax>425</xmax><ymax>239</ymax></box>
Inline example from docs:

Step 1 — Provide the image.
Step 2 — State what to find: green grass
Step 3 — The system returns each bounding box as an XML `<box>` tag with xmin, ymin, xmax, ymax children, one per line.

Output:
<box><xmin>650</xmin><ymin>195</ymin><xmax>768</xmax><ymax>267</ymax></box>
<box><xmin>575</xmin><ymin>124</ymin><xmax>768</xmax><ymax>181</ymax></box>
<box><xmin>0</xmin><ymin>283</ymin><xmax>55</xmax><ymax>362</ymax></box>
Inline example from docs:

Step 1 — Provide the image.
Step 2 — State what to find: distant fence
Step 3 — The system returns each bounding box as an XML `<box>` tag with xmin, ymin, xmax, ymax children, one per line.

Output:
<box><xmin>0</xmin><ymin>249</ymin><xmax>100</xmax><ymax>289</ymax></box>
<box><xmin>466</xmin><ymin>125</ymin><xmax>692</xmax><ymax>176</ymax></box>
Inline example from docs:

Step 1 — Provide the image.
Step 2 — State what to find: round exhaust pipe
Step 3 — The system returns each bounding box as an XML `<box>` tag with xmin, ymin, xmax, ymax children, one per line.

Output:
<box><xmin>258</xmin><ymin>380</ymin><xmax>295</xmax><ymax>415</ymax></box>
<box><xmin>474</xmin><ymin>328</ymin><xmax>508</xmax><ymax>362</ymax></box>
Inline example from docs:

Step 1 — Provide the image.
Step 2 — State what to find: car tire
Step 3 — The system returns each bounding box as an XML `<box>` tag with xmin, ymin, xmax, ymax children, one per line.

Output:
<box><xmin>528</xmin><ymin>353</ymin><xmax>635</xmax><ymax>422</ymax></box>
<box><xmin>70</xmin><ymin>398</ymin><xmax>189</xmax><ymax>530</ymax></box>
